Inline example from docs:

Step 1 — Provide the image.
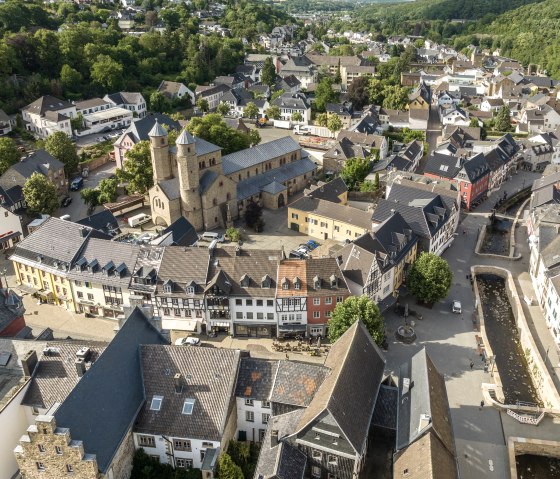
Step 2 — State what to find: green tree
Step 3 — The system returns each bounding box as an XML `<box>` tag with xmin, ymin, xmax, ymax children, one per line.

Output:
<box><xmin>360</xmin><ymin>180</ymin><xmax>377</xmax><ymax>192</ymax></box>
<box><xmin>243</xmin><ymin>102</ymin><xmax>259</xmax><ymax>119</ymax></box>
<box><xmin>244</xmin><ymin>200</ymin><xmax>263</xmax><ymax>231</ymax></box>
<box><xmin>187</xmin><ymin>114</ymin><xmax>252</xmax><ymax>155</ymax></box>
<box><xmin>70</xmin><ymin>112</ymin><xmax>84</xmax><ymax>132</ymax></box>
<box><xmin>291</xmin><ymin>111</ymin><xmax>303</xmax><ymax>123</ymax></box>
<box><xmin>217</xmin><ymin>102</ymin><xmax>231</xmax><ymax>116</ymax></box>
<box><xmin>315</xmin><ymin>112</ymin><xmax>328</xmax><ymax>127</ymax></box>
<box><xmin>327</xmin><ymin>114</ymin><xmax>343</xmax><ymax>133</ymax></box>
<box><xmin>382</xmin><ymin>85</ymin><xmax>410</xmax><ymax>110</ymax></box>
<box><xmin>328</xmin><ymin>295</ymin><xmax>384</xmax><ymax>345</ymax></box>
<box><xmin>0</xmin><ymin>137</ymin><xmax>20</xmax><ymax>176</ymax></box>
<box><xmin>271</xmin><ymin>89</ymin><xmax>284</xmax><ymax>102</ymax></box>
<box><xmin>97</xmin><ymin>178</ymin><xmax>118</xmax><ymax>204</ymax></box>
<box><xmin>346</xmin><ymin>76</ymin><xmax>370</xmax><ymax>110</ymax></box>
<box><xmin>23</xmin><ymin>172</ymin><xmax>59</xmax><ymax>215</ymax></box>
<box><xmin>218</xmin><ymin>453</ymin><xmax>243</xmax><ymax>479</ymax></box>
<box><xmin>469</xmin><ymin>117</ymin><xmax>480</xmax><ymax>128</ymax></box>
<box><xmin>196</xmin><ymin>98</ymin><xmax>209</xmax><ymax>113</ymax></box>
<box><xmin>44</xmin><ymin>131</ymin><xmax>78</xmax><ymax>175</ymax></box>
<box><xmin>265</xmin><ymin>105</ymin><xmax>281</xmax><ymax>120</ymax></box>
<box><xmin>373</xmin><ymin>171</ymin><xmax>380</xmax><ymax>189</ymax></box>
<box><xmin>149</xmin><ymin>91</ymin><xmax>172</xmax><ymax>113</ymax></box>
<box><xmin>90</xmin><ymin>54</ymin><xmax>123</xmax><ymax>91</ymax></box>
<box><xmin>367</xmin><ymin>78</ymin><xmax>385</xmax><ymax>106</ymax></box>
<box><xmin>340</xmin><ymin>157</ymin><xmax>371</xmax><ymax>191</ymax></box>
<box><xmin>117</xmin><ymin>140</ymin><xmax>153</xmax><ymax>194</ymax></box>
<box><xmin>226</xmin><ymin>227</ymin><xmax>241</xmax><ymax>242</ymax></box>
<box><xmin>248</xmin><ymin>129</ymin><xmax>261</xmax><ymax>147</ymax></box>
<box><xmin>60</xmin><ymin>64</ymin><xmax>82</xmax><ymax>93</ymax></box>
<box><xmin>80</xmin><ymin>187</ymin><xmax>100</xmax><ymax>209</ymax></box>
<box><xmin>315</xmin><ymin>77</ymin><xmax>339</xmax><ymax>112</ymax></box>
<box><xmin>407</xmin><ymin>252</ymin><xmax>453</xmax><ymax>306</ymax></box>
<box><xmin>261</xmin><ymin>56</ymin><xmax>276</xmax><ymax>87</ymax></box>
<box><xmin>494</xmin><ymin>105</ymin><xmax>512</xmax><ymax>131</ymax></box>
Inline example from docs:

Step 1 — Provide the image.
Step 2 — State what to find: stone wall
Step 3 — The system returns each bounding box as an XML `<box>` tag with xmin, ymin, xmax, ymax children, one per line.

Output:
<box><xmin>15</xmin><ymin>415</ymin><xmax>100</xmax><ymax>479</ymax></box>
<box><xmin>472</xmin><ymin>266</ymin><xmax>560</xmax><ymax>409</ymax></box>
<box><xmin>103</xmin><ymin>428</ymin><xmax>135</xmax><ymax>479</ymax></box>
<box><xmin>508</xmin><ymin>437</ymin><xmax>560</xmax><ymax>479</ymax></box>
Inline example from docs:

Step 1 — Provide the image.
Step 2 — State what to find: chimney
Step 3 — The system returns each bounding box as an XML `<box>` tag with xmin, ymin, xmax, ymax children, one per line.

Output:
<box><xmin>79</xmin><ymin>227</ymin><xmax>88</xmax><ymax>238</ymax></box>
<box><xmin>75</xmin><ymin>358</ymin><xmax>86</xmax><ymax>377</ymax></box>
<box><xmin>235</xmin><ymin>246</ymin><xmax>241</xmax><ymax>256</ymax></box>
<box><xmin>271</xmin><ymin>429</ymin><xmax>279</xmax><ymax>447</ymax></box>
<box><xmin>174</xmin><ymin>373</ymin><xmax>183</xmax><ymax>393</ymax></box>
<box><xmin>21</xmin><ymin>350</ymin><xmax>38</xmax><ymax>377</ymax></box>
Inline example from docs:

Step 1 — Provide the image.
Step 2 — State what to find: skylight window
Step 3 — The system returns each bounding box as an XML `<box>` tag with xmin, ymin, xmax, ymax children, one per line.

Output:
<box><xmin>150</xmin><ymin>396</ymin><xmax>163</xmax><ymax>411</ymax></box>
<box><xmin>182</xmin><ymin>399</ymin><xmax>195</xmax><ymax>415</ymax></box>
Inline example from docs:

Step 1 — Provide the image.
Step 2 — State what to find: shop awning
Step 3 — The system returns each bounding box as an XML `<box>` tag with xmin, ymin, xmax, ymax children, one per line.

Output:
<box><xmin>211</xmin><ymin>321</ymin><xmax>230</xmax><ymax>328</ymax></box>
<box><xmin>278</xmin><ymin>324</ymin><xmax>307</xmax><ymax>331</ymax></box>
<box><xmin>17</xmin><ymin>284</ymin><xmax>39</xmax><ymax>295</ymax></box>
<box><xmin>37</xmin><ymin>290</ymin><xmax>54</xmax><ymax>298</ymax></box>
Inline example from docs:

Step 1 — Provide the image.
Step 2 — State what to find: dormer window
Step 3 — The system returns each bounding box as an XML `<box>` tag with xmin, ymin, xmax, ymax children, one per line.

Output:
<box><xmin>87</xmin><ymin>259</ymin><xmax>99</xmax><ymax>273</ymax></box>
<box><xmin>330</xmin><ymin>274</ymin><xmax>338</xmax><ymax>288</ymax></box>
<box><xmin>182</xmin><ymin>399</ymin><xmax>195</xmax><ymax>415</ymax></box>
<box><xmin>103</xmin><ymin>260</ymin><xmax>115</xmax><ymax>276</ymax></box>
<box><xmin>261</xmin><ymin>275</ymin><xmax>271</xmax><ymax>288</ymax></box>
<box><xmin>240</xmin><ymin>274</ymin><xmax>251</xmax><ymax>288</ymax></box>
<box><xmin>163</xmin><ymin>280</ymin><xmax>173</xmax><ymax>294</ymax></box>
<box><xmin>313</xmin><ymin>275</ymin><xmax>321</xmax><ymax>290</ymax></box>
<box><xmin>281</xmin><ymin>277</ymin><xmax>289</xmax><ymax>290</ymax></box>
<box><xmin>187</xmin><ymin>285</ymin><xmax>195</xmax><ymax>295</ymax></box>
<box><xmin>294</xmin><ymin>277</ymin><xmax>301</xmax><ymax>290</ymax></box>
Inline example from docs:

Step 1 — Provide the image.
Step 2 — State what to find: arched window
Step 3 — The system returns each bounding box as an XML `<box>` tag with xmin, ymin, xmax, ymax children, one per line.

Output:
<box><xmin>213</xmin><ymin>198</ymin><xmax>218</xmax><ymax>206</ymax></box>
<box><xmin>226</xmin><ymin>193</ymin><xmax>231</xmax><ymax>201</ymax></box>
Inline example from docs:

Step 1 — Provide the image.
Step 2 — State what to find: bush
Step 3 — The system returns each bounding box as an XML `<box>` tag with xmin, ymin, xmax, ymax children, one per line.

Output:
<box><xmin>226</xmin><ymin>227</ymin><xmax>241</xmax><ymax>243</ymax></box>
<box><xmin>130</xmin><ymin>449</ymin><xmax>202</xmax><ymax>479</ymax></box>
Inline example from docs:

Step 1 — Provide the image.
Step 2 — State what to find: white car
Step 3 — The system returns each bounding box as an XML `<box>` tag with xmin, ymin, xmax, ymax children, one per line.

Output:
<box><xmin>174</xmin><ymin>337</ymin><xmax>201</xmax><ymax>346</ymax></box>
<box><xmin>452</xmin><ymin>301</ymin><xmax>462</xmax><ymax>314</ymax></box>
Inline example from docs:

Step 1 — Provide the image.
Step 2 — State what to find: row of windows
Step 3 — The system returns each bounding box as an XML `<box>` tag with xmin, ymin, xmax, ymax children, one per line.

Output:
<box><xmin>235</xmin><ymin>299</ymin><xmax>274</xmax><ymax>307</ymax></box>
<box><xmin>236</xmin><ymin>312</ymin><xmax>275</xmax><ymax>320</ymax></box>
<box><xmin>280</xmin><ymin>313</ymin><xmax>303</xmax><ymax>322</ymax></box>
<box><xmin>36</xmin><ymin>462</ymin><xmax>73</xmax><ymax>473</ymax></box>
<box><xmin>163</xmin><ymin>308</ymin><xmax>204</xmax><ymax>318</ymax></box>
<box><xmin>160</xmin><ymin>297</ymin><xmax>202</xmax><ymax>306</ymax></box>
<box><xmin>245</xmin><ymin>411</ymin><xmax>270</xmax><ymax>424</ymax></box>
<box><xmin>312</xmin><ymin>310</ymin><xmax>332</xmax><ymax>318</ymax></box>
<box><xmin>244</xmin><ymin>399</ymin><xmax>270</xmax><ymax>407</ymax></box>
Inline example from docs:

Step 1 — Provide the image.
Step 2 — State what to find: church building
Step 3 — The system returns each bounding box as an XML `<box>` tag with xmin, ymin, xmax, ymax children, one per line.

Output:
<box><xmin>148</xmin><ymin>121</ymin><xmax>317</xmax><ymax>230</ymax></box>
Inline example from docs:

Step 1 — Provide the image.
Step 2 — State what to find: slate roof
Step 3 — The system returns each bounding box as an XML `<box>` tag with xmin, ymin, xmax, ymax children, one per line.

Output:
<box><xmin>157</xmin><ymin>247</ymin><xmax>209</xmax><ymax>295</ymax></box>
<box><xmin>158</xmin><ymin>178</ymin><xmax>180</xmax><ymax>200</ymax></box>
<box><xmin>10</xmin><ymin>218</ymin><xmax>109</xmax><ymax>270</ymax></box>
<box><xmin>235</xmin><ymin>357</ymin><xmax>278</xmax><ymax>401</ymax></box>
<box><xmin>387</xmin><ymin>183</ymin><xmax>456</xmax><ymax>220</ymax></box>
<box><xmin>371</xmin><ymin>384</ymin><xmax>398</xmax><ymax>430</ymax></box>
<box><xmin>236</xmin><ymin>157</ymin><xmax>316</xmax><ymax>201</ymax></box>
<box><xmin>337</xmin><ymin>130</ymin><xmax>385</xmax><ymax>149</ymax></box>
<box><xmin>0</xmin><ymin>150</ymin><xmax>64</xmax><ymax>191</ymax></box>
<box><xmin>153</xmin><ymin>216</ymin><xmax>198</xmax><ymax>247</ymax></box>
<box><xmin>373</xmin><ymin>197</ymin><xmax>447</xmax><ymax>240</ymax></box>
<box><xmin>261</xmin><ymin>181</ymin><xmax>287</xmax><ymax>195</ymax></box>
<box><xmin>0</xmin><ymin>289</ymin><xmax>24</xmax><ymax>335</ymax></box>
<box><xmin>158</xmin><ymin>80</ymin><xmax>188</xmax><ymax>99</ymax></box>
<box><xmin>76</xmin><ymin>210</ymin><xmax>120</xmax><ymax>236</ymax></box>
<box><xmin>199</xmin><ymin>170</ymin><xmax>219</xmax><ymax>195</ymax></box>
<box><xmin>23</xmin><ymin>95</ymin><xmax>74</xmax><ymax>115</ymax></box>
<box><xmin>304</xmin><ymin>178</ymin><xmax>347</xmax><ymax>203</ymax></box>
<box><xmin>135</xmin><ymin>345</ymin><xmax>240</xmax><ymax>440</ymax></box>
<box><xmin>458</xmin><ymin>153</ymin><xmax>490</xmax><ymax>183</ymax></box>
<box><xmin>295</xmin><ymin>321</ymin><xmax>386</xmax><ymax>454</ymax></box>
<box><xmin>323</xmin><ymin>137</ymin><xmax>368</xmax><ymax>161</ymax></box>
<box><xmin>206</xmin><ymin>247</ymin><xmax>281</xmax><ymax>297</ymax></box>
<box><xmin>176</xmin><ymin>129</ymin><xmax>196</xmax><ymax>145</ymax></box>
<box><xmin>21</xmin><ymin>341</ymin><xmax>107</xmax><ymax>409</ymax></box>
<box><xmin>105</xmin><ymin>92</ymin><xmax>144</xmax><ymax>106</ymax></box>
<box><xmin>0</xmin><ymin>185</ymin><xmax>24</xmax><ymax>209</ymax></box>
<box><xmin>532</xmin><ymin>171</ymin><xmax>560</xmax><ymax>192</ymax></box>
<box><xmin>271</xmin><ymin>93</ymin><xmax>310</xmax><ymax>111</ymax></box>
<box><xmin>54</xmin><ymin>308</ymin><xmax>168</xmax><ymax>473</ymax></box>
<box><xmin>149</xmin><ymin>120</ymin><xmax>168</xmax><ymax>137</ymax></box>
<box><xmin>423</xmin><ymin>152</ymin><xmax>464</xmax><ymax>179</ymax></box>
<box><xmin>271</xmin><ymin>360</ymin><xmax>329</xmax><ymax>407</ymax></box>
<box><xmin>115</xmin><ymin>114</ymin><xmax>180</xmax><ymax>145</ymax></box>
<box><xmin>289</xmin><ymin>196</ymin><xmax>372</xmax><ymax>230</ymax></box>
<box><xmin>396</xmin><ymin>348</ymin><xmax>455</xmax><ymax>452</ymax></box>
<box><xmin>222</xmin><ymin>137</ymin><xmax>300</xmax><ymax>176</ymax></box>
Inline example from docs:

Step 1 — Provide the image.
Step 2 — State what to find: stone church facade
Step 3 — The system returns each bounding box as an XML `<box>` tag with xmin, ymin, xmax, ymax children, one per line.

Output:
<box><xmin>148</xmin><ymin>121</ymin><xmax>317</xmax><ymax>230</ymax></box>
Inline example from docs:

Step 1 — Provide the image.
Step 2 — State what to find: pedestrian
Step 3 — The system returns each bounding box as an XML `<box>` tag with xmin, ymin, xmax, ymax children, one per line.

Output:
<box><xmin>480</xmin><ymin>400</ymin><xmax>485</xmax><ymax>410</ymax></box>
<box><xmin>285</xmin><ymin>353</ymin><xmax>289</xmax><ymax>360</ymax></box>
<box><xmin>470</xmin><ymin>360</ymin><xmax>474</xmax><ymax>370</ymax></box>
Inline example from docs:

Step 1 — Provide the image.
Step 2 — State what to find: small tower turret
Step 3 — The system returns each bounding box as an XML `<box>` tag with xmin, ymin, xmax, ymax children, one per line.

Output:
<box><xmin>149</xmin><ymin>119</ymin><xmax>172</xmax><ymax>183</ymax></box>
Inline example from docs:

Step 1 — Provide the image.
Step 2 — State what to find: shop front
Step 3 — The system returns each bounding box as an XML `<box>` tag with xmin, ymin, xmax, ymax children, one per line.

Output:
<box><xmin>233</xmin><ymin>322</ymin><xmax>276</xmax><ymax>338</ymax></box>
<box><xmin>277</xmin><ymin>323</ymin><xmax>307</xmax><ymax>339</ymax></box>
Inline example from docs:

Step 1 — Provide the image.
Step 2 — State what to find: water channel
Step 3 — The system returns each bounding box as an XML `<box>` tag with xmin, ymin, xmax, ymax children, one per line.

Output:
<box><xmin>516</xmin><ymin>454</ymin><xmax>560</xmax><ymax>479</ymax></box>
<box><xmin>480</xmin><ymin>218</ymin><xmax>512</xmax><ymax>256</ymax></box>
<box><xmin>476</xmin><ymin>274</ymin><xmax>540</xmax><ymax>405</ymax></box>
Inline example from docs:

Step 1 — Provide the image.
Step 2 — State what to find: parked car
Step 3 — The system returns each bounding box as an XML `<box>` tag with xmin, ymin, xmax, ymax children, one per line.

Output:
<box><xmin>306</xmin><ymin>240</ymin><xmax>320</xmax><ymax>250</ymax></box>
<box><xmin>174</xmin><ymin>337</ymin><xmax>201</xmax><ymax>346</ymax></box>
<box><xmin>289</xmin><ymin>250</ymin><xmax>307</xmax><ymax>259</ymax></box>
<box><xmin>452</xmin><ymin>300</ymin><xmax>462</xmax><ymax>314</ymax></box>
<box><xmin>61</xmin><ymin>196</ymin><xmax>72</xmax><ymax>207</ymax></box>
<box><xmin>70</xmin><ymin>177</ymin><xmax>84</xmax><ymax>191</ymax></box>
<box><xmin>298</xmin><ymin>243</ymin><xmax>311</xmax><ymax>252</ymax></box>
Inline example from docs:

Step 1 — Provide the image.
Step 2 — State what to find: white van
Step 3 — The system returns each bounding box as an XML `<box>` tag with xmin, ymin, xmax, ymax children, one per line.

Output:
<box><xmin>128</xmin><ymin>213</ymin><xmax>151</xmax><ymax>228</ymax></box>
<box><xmin>59</xmin><ymin>214</ymin><xmax>71</xmax><ymax>221</ymax></box>
<box><xmin>200</xmin><ymin>231</ymin><xmax>225</xmax><ymax>242</ymax></box>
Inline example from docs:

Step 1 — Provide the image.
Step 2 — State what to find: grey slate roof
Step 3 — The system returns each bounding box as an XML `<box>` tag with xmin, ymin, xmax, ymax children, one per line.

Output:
<box><xmin>261</xmin><ymin>181</ymin><xmax>287</xmax><ymax>195</ymax></box>
<box><xmin>458</xmin><ymin>152</ymin><xmax>490</xmax><ymax>183</ymax></box>
<box><xmin>237</xmin><ymin>157</ymin><xmax>316</xmax><ymax>201</ymax></box>
<box><xmin>271</xmin><ymin>360</ymin><xmax>329</xmax><ymax>407</ymax></box>
<box><xmin>235</xmin><ymin>357</ymin><xmax>278</xmax><ymax>401</ymax></box>
<box><xmin>304</xmin><ymin>178</ymin><xmax>347</xmax><ymax>203</ymax></box>
<box><xmin>0</xmin><ymin>150</ymin><xmax>64</xmax><ymax>191</ymax></box>
<box><xmin>193</xmin><ymin>137</ymin><xmax>221</xmax><ymax>156</ymax></box>
<box><xmin>76</xmin><ymin>210</ymin><xmax>120</xmax><ymax>236</ymax></box>
<box><xmin>176</xmin><ymin>129</ymin><xmax>195</xmax><ymax>145</ymax></box>
<box><xmin>295</xmin><ymin>321</ymin><xmax>386</xmax><ymax>454</ymax></box>
<box><xmin>371</xmin><ymin>384</ymin><xmax>398</xmax><ymax>430</ymax></box>
<box><xmin>10</xmin><ymin>218</ymin><xmax>109</xmax><ymax>270</ymax></box>
<box><xmin>23</xmin><ymin>95</ymin><xmax>74</xmax><ymax>115</ymax></box>
<box><xmin>0</xmin><ymin>290</ymin><xmax>24</xmax><ymax>335</ymax></box>
<box><xmin>21</xmin><ymin>341</ymin><xmax>107</xmax><ymax>409</ymax></box>
<box><xmin>115</xmin><ymin>114</ymin><xmax>180</xmax><ymax>145</ymax></box>
<box><xmin>424</xmin><ymin>152</ymin><xmax>463</xmax><ymax>179</ymax></box>
<box><xmin>155</xmin><ymin>216</ymin><xmax>198</xmax><ymax>247</ymax></box>
<box><xmin>387</xmin><ymin>182</ymin><xmax>457</xmax><ymax>220</ymax></box>
<box><xmin>157</xmin><ymin>247</ymin><xmax>209</xmax><ymax>295</ymax></box>
<box><xmin>158</xmin><ymin>178</ymin><xmax>180</xmax><ymax>200</ymax></box>
<box><xmin>135</xmin><ymin>345</ymin><xmax>240</xmax><ymax>440</ymax></box>
<box><xmin>54</xmin><ymin>308</ymin><xmax>168</xmax><ymax>473</ymax></box>
<box><xmin>148</xmin><ymin>120</ymin><xmax>168</xmax><ymax>137</ymax></box>
<box><xmin>199</xmin><ymin>170</ymin><xmax>219</xmax><ymax>195</ymax></box>
<box><xmin>222</xmin><ymin>137</ymin><xmax>300</xmax><ymax>176</ymax></box>
<box><xmin>289</xmin><ymin>196</ymin><xmax>372</xmax><ymax>230</ymax></box>
<box><xmin>105</xmin><ymin>91</ymin><xmax>144</xmax><ymax>106</ymax></box>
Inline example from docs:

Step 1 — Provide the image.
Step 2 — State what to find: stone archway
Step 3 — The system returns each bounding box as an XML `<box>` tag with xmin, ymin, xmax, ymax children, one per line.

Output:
<box><xmin>153</xmin><ymin>216</ymin><xmax>168</xmax><ymax>227</ymax></box>
<box><xmin>277</xmin><ymin>193</ymin><xmax>285</xmax><ymax>208</ymax></box>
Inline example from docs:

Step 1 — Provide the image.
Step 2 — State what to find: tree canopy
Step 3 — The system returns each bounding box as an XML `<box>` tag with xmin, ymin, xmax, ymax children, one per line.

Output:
<box><xmin>117</xmin><ymin>140</ymin><xmax>153</xmax><ymax>194</ymax></box>
<box><xmin>0</xmin><ymin>137</ymin><xmax>20</xmax><ymax>176</ymax></box>
<box><xmin>187</xmin><ymin>114</ymin><xmax>257</xmax><ymax>155</ymax></box>
<box><xmin>217</xmin><ymin>453</ymin><xmax>244</xmax><ymax>479</ymax></box>
<box><xmin>314</xmin><ymin>77</ymin><xmax>339</xmax><ymax>112</ymax></box>
<box><xmin>23</xmin><ymin>172</ymin><xmax>59</xmax><ymax>215</ymax></box>
<box><xmin>328</xmin><ymin>295</ymin><xmax>385</xmax><ymax>345</ymax></box>
<box><xmin>44</xmin><ymin>131</ymin><xmax>79</xmax><ymax>175</ymax></box>
<box><xmin>340</xmin><ymin>157</ymin><xmax>371</xmax><ymax>191</ymax></box>
<box><xmin>407</xmin><ymin>252</ymin><xmax>453</xmax><ymax>305</ymax></box>
<box><xmin>261</xmin><ymin>56</ymin><xmax>276</xmax><ymax>87</ymax></box>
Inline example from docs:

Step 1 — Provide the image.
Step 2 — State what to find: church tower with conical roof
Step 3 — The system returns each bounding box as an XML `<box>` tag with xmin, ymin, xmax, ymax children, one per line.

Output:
<box><xmin>148</xmin><ymin>120</ymin><xmax>172</xmax><ymax>183</ymax></box>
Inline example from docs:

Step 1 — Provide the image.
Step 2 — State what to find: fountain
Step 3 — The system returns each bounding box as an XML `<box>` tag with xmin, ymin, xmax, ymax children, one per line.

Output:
<box><xmin>395</xmin><ymin>323</ymin><xmax>416</xmax><ymax>344</ymax></box>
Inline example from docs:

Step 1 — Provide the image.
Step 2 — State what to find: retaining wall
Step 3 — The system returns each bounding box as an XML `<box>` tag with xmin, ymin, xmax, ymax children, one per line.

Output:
<box><xmin>472</xmin><ymin>265</ymin><xmax>560</xmax><ymax>410</ymax></box>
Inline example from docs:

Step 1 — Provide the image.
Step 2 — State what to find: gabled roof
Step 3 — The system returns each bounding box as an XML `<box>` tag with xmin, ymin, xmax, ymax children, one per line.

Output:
<box><xmin>222</xmin><ymin>137</ymin><xmax>300</xmax><ymax>176</ymax></box>
<box><xmin>114</xmin><ymin>114</ymin><xmax>180</xmax><ymax>145</ymax></box>
<box><xmin>23</xmin><ymin>95</ymin><xmax>74</xmax><ymax>115</ymax></box>
<box><xmin>295</xmin><ymin>321</ymin><xmax>386</xmax><ymax>454</ymax></box>
<box><xmin>157</xmin><ymin>247</ymin><xmax>209</xmax><ymax>295</ymax></box>
<box><xmin>323</xmin><ymin>137</ymin><xmax>368</xmax><ymax>161</ymax></box>
<box><xmin>0</xmin><ymin>150</ymin><xmax>64</xmax><ymax>190</ymax></box>
<box><xmin>289</xmin><ymin>196</ymin><xmax>372</xmax><ymax>230</ymax></box>
<box><xmin>304</xmin><ymin>178</ymin><xmax>348</xmax><ymax>203</ymax></box>
<box><xmin>423</xmin><ymin>152</ymin><xmax>463</xmax><ymax>179</ymax></box>
<box><xmin>271</xmin><ymin>360</ymin><xmax>329</xmax><ymax>407</ymax></box>
<box><xmin>235</xmin><ymin>357</ymin><xmax>278</xmax><ymax>401</ymax></box>
<box><xmin>54</xmin><ymin>308</ymin><xmax>168</xmax><ymax>473</ymax></box>
<box><xmin>76</xmin><ymin>210</ymin><xmax>120</xmax><ymax>236</ymax></box>
<box><xmin>135</xmin><ymin>345</ymin><xmax>240</xmax><ymax>440</ymax></box>
<box><xmin>154</xmin><ymin>216</ymin><xmax>198</xmax><ymax>247</ymax></box>
<box><xmin>105</xmin><ymin>91</ymin><xmax>144</xmax><ymax>106</ymax></box>
<box><xmin>458</xmin><ymin>152</ymin><xmax>490</xmax><ymax>183</ymax></box>
<box><xmin>21</xmin><ymin>341</ymin><xmax>107</xmax><ymax>409</ymax></box>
